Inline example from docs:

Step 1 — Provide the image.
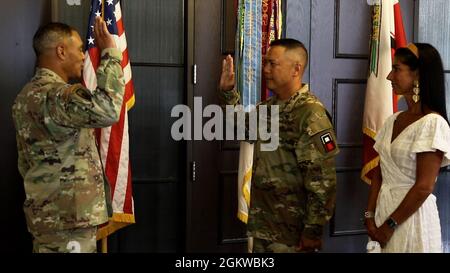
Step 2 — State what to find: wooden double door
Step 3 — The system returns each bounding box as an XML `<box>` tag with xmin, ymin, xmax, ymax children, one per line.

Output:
<box><xmin>186</xmin><ymin>0</ymin><xmax>418</xmax><ymax>253</ymax></box>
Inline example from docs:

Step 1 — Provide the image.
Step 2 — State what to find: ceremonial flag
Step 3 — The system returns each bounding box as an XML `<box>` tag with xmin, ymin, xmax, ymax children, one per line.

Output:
<box><xmin>83</xmin><ymin>0</ymin><xmax>136</xmax><ymax>240</ymax></box>
<box><xmin>361</xmin><ymin>0</ymin><xmax>406</xmax><ymax>184</ymax></box>
<box><xmin>235</xmin><ymin>0</ymin><xmax>282</xmax><ymax>224</ymax></box>
<box><xmin>235</xmin><ymin>0</ymin><xmax>262</xmax><ymax>224</ymax></box>
<box><xmin>261</xmin><ymin>0</ymin><xmax>282</xmax><ymax>101</ymax></box>
<box><xmin>237</xmin><ymin>141</ymin><xmax>254</xmax><ymax>223</ymax></box>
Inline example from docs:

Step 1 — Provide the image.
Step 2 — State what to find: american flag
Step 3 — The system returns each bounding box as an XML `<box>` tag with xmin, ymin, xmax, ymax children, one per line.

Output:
<box><xmin>83</xmin><ymin>0</ymin><xmax>135</xmax><ymax>240</ymax></box>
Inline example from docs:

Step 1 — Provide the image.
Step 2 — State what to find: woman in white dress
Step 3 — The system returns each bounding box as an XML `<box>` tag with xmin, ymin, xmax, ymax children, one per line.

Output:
<box><xmin>364</xmin><ymin>43</ymin><xmax>450</xmax><ymax>253</ymax></box>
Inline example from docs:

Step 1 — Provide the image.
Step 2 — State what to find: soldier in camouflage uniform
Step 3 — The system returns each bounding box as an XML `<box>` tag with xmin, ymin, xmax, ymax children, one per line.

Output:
<box><xmin>11</xmin><ymin>18</ymin><xmax>125</xmax><ymax>253</ymax></box>
<box><xmin>219</xmin><ymin>39</ymin><xmax>338</xmax><ymax>253</ymax></box>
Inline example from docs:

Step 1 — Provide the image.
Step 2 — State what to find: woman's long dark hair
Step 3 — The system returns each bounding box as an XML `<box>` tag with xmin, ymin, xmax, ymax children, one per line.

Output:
<box><xmin>395</xmin><ymin>43</ymin><xmax>448</xmax><ymax>124</ymax></box>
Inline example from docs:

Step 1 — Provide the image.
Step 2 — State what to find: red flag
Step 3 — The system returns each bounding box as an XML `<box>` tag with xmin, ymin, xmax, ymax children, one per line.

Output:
<box><xmin>261</xmin><ymin>0</ymin><xmax>282</xmax><ymax>101</ymax></box>
<box><xmin>83</xmin><ymin>0</ymin><xmax>135</xmax><ymax>239</ymax></box>
<box><xmin>361</xmin><ymin>0</ymin><xmax>407</xmax><ymax>184</ymax></box>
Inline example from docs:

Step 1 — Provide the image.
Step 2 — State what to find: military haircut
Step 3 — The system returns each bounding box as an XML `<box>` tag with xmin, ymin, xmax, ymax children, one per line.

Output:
<box><xmin>33</xmin><ymin>22</ymin><xmax>75</xmax><ymax>57</ymax></box>
<box><xmin>270</xmin><ymin>38</ymin><xmax>308</xmax><ymax>68</ymax></box>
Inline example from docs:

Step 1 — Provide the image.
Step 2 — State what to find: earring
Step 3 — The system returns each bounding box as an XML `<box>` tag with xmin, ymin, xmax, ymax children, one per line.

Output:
<box><xmin>413</xmin><ymin>80</ymin><xmax>420</xmax><ymax>103</ymax></box>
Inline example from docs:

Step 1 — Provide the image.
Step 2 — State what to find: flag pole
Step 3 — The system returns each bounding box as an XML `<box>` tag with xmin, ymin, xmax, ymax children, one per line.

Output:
<box><xmin>102</xmin><ymin>0</ymin><xmax>105</xmax><ymax>19</ymax></box>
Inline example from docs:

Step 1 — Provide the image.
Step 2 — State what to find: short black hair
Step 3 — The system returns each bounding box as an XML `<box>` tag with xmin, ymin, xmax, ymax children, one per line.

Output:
<box><xmin>395</xmin><ymin>43</ymin><xmax>448</xmax><ymax>123</ymax></box>
<box><xmin>270</xmin><ymin>38</ymin><xmax>308</xmax><ymax>66</ymax></box>
<box><xmin>33</xmin><ymin>22</ymin><xmax>75</xmax><ymax>57</ymax></box>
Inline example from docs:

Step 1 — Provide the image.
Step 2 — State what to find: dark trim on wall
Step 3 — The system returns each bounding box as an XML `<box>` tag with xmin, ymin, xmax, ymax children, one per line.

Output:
<box><xmin>281</xmin><ymin>0</ymin><xmax>287</xmax><ymax>39</ymax></box>
<box><xmin>307</xmin><ymin>0</ymin><xmax>312</xmax><ymax>83</ymax></box>
<box><xmin>330</xmin><ymin>167</ymin><xmax>367</xmax><ymax>237</ymax></box>
<box><xmin>329</xmin><ymin>225</ymin><xmax>366</xmax><ymax>237</ymax></box>
<box><xmin>330</xmin><ymin>78</ymin><xmax>368</xmax><ymax>237</ymax></box>
<box><xmin>220</xmin><ymin>140</ymin><xmax>240</xmax><ymax>151</ymax></box>
<box><xmin>221</xmin><ymin>238</ymin><xmax>248</xmax><ymax>244</ymax></box>
<box><xmin>337</xmin><ymin>143</ymin><xmax>363</xmax><ymax>148</ymax></box>
<box><xmin>332</xmin><ymin>78</ymin><xmax>367</xmax><ymax>138</ymax></box>
<box><xmin>131</xmin><ymin>62</ymin><xmax>184</xmax><ymax>67</ymax></box>
<box><xmin>333</xmin><ymin>0</ymin><xmax>368</xmax><ymax>60</ymax></box>
<box><xmin>413</xmin><ymin>0</ymin><xmax>418</xmax><ymax>41</ymax></box>
<box><xmin>184</xmin><ymin>0</ymin><xmax>195</xmax><ymax>252</ymax></box>
<box><xmin>336</xmin><ymin>167</ymin><xmax>362</xmax><ymax>173</ymax></box>
<box><xmin>219</xmin><ymin>170</ymin><xmax>237</xmax><ymax>175</ymax></box>
<box><xmin>221</xmin><ymin>0</ymin><xmax>236</xmax><ymax>55</ymax></box>
<box><xmin>132</xmin><ymin>178</ymin><xmax>178</xmax><ymax>184</ymax></box>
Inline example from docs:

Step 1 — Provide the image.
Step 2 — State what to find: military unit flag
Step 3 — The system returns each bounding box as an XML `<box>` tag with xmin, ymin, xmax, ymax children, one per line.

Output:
<box><xmin>362</xmin><ymin>0</ymin><xmax>406</xmax><ymax>184</ymax></box>
<box><xmin>235</xmin><ymin>0</ymin><xmax>282</xmax><ymax>224</ymax></box>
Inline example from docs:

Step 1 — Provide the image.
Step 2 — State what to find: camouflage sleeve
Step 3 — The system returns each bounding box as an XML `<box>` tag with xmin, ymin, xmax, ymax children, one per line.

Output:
<box><xmin>217</xmin><ymin>88</ymin><xmax>257</xmax><ymax>143</ymax></box>
<box><xmin>16</xmin><ymin>136</ymin><xmax>29</xmax><ymax>178</ymax></box>
<box><xmin>295</xmin><ymin>103</ymin><xmax>339</xmax><ymax>239</ymax></box>
<box><xmin>46</xmin><ymin>48</ymin><xmax>125</xmax><ymax>128</ymax></box>
<box><xmin>218</xmin><ymin>88</ymin><xmax>240</xmax><ymax>108</ymax></box>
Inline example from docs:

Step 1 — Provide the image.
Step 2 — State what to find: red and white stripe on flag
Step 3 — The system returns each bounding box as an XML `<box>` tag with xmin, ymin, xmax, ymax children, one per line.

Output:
<box><xmin>83</xmin><ymin>0</ymin><xmax>135</xmax><ymax>239</ymax></box>
<box><xmin>361</xmin><ymin>0</ymin><xmax>406</xmax><ymax>184</ymax></box>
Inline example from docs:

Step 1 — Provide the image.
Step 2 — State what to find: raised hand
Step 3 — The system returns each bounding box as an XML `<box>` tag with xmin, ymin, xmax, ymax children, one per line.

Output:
<box><xmin>219</xmin><ymin>55</ymin><xmax>235</xmax><ymax>91</ymax></box>
<box><xmin>93</xmin><ymin>16</ymin><xmax>116</xmax><ymax>51</ymax></box>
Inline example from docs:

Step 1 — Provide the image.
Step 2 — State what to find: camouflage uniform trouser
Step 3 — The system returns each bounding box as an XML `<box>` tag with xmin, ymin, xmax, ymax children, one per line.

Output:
<box><xmin>252</xmin><ymin>238</ymin><xmax>297</xmax><ymax>253</ymax></box>
<box><xmin>32</xmin><ymin>227</ymin><xmax>97</xmax><ymax>253</ymax></box>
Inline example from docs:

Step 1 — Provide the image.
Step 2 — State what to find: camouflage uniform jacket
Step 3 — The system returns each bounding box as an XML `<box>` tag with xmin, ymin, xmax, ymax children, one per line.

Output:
<box><xmin>11</xmin><ymin>48</ymin><xmax>125</xmax><ymax>234</ymax></box>
<box><xmin>219</xmin><ymin>84</ymin><xmax>339</xmax><ymax>245</ymax></box>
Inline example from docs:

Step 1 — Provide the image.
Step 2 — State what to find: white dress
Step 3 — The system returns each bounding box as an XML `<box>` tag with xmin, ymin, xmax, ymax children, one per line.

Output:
<box><xmin>373</xmin><ymin>112</ymin><xmax>450</xmax><ymax>253</ymax></box>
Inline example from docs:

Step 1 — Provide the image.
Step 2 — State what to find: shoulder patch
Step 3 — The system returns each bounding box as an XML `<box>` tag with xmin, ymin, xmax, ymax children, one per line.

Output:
<box><xmin>320</xmin><ymin>132</ymin><xmax>336</xmax><ymax>153</ymax></box>
<box><xmin>310</xmin><ymin>129</ymin><xmax>339</xmax><ymax>157</ymax></box>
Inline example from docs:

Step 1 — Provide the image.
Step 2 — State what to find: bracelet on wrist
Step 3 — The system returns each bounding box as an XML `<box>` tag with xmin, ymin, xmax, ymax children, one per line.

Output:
<box><xmin>364</xmin><ymin>211</ymin><xmax>375</xmax><ymax>219</ymax></box>
<box><xmin>386</xmin><ymin>217</ymin><xmax>398</xmax><ymax>230</ymax></box>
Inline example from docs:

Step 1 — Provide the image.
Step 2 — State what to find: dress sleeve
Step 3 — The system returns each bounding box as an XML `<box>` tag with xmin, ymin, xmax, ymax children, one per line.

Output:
<box><xmin>411</xmin><ymin>114</ymin><xmax>450</xmax><ymax>167</ymax></box>
<box><xmin>373</xmin><ymin>115</ymin><xmax>391</xmax><ymax>153</ymax></box>
<box><xmin>373</xmin><ymin>128</ymin><xmax>384</xmax><ymax>153</ymax></box>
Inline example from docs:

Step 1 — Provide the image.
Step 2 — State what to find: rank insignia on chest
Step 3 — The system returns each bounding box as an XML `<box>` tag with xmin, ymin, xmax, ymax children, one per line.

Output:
<box><xmin>320</xmin><ymin>132</ymin><xmax>336</xmax><ymax>152</ymax></box>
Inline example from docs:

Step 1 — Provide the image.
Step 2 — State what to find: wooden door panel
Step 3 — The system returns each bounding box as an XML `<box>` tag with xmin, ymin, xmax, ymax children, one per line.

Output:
<box><xmin>307</xmin><ymin>0</ymin><xmax>416</xmax><ymax>252</ymax></box>
<box><xmin>186</xmin><ymin>0</ymin><xmax>248</xmax><ymax>252</ymax></box>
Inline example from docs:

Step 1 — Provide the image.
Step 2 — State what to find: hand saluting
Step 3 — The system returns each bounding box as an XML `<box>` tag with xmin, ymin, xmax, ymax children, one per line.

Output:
<box><xmin>219</xmin><ymin>55</ymin><xmax>235</xmax><ymax>92</ymax></box>
<box><xmin>93</xmin><ymin>16</ymin><xmax>116</xmax><ymax>51</ymax></box>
